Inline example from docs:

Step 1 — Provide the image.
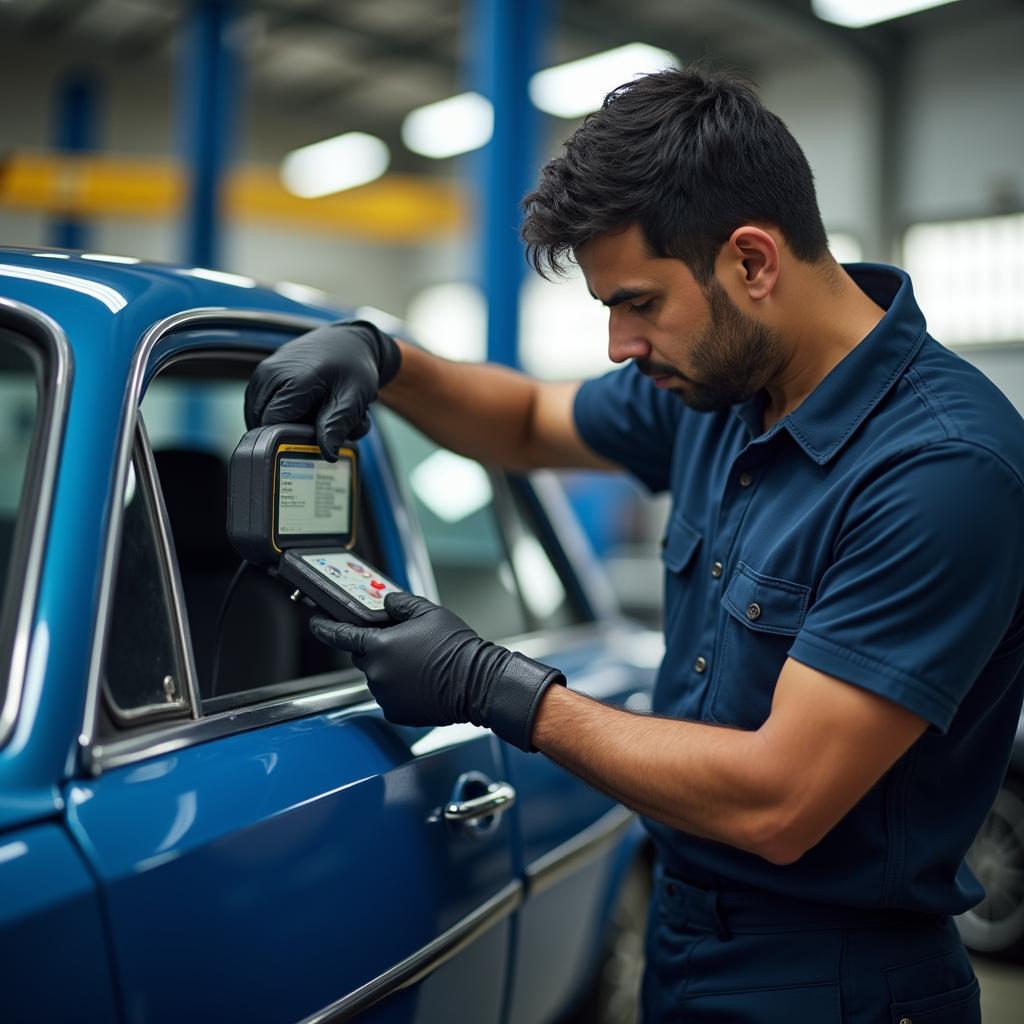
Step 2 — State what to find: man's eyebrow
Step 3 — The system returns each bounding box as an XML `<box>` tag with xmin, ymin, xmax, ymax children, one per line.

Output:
<box><xmin>588</xmin><ymin>286</ymin><xmax>654</xmax><ymax>308</ymax></box>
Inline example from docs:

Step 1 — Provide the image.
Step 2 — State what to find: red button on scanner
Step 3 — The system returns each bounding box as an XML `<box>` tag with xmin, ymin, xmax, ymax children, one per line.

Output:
<box><xmin>370</xmin><ymin>580</ymin><xmax>386</xmax><ymax>590</ymax></box>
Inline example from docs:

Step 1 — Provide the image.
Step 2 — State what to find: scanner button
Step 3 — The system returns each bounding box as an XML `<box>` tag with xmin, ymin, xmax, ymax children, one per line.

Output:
<box><xmin>370</xmin><ymin>580</ymin><xmax>386</xmax><ymax>590</ymax></box>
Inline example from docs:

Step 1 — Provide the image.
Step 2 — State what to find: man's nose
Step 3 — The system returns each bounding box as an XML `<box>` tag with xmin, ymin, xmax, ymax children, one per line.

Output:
<box><xmin>607</xmin><ymin>316</ymin><xmax>651</xmax><ymax>365</ymax></box>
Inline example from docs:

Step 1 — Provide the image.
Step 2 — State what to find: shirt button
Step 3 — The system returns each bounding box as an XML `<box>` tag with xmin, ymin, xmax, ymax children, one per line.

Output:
<box><xmin>694</xmin><ymin>656</ymin><xmax>708</xmax><ymax>673</ymax></box>
<box><xmin>711</xmin><ymin>561</ymin><xmax>723</xmax><ymax>579</ymax></box>
<box><xmin>739</xmin><ymin>471</ymin><xmax>753</xmax><ymax>487</ymax></box>
<box><xmin>746</xmin><ymin>602</ymin><xmax>762</xmax><ymax>621</ymax></box>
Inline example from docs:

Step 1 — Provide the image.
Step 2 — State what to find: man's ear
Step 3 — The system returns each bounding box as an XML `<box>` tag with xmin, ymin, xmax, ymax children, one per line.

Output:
<box><xmin>719</xmin><ymin>226</ymin><xmax>780</xmax><ymax>302</ymax></box>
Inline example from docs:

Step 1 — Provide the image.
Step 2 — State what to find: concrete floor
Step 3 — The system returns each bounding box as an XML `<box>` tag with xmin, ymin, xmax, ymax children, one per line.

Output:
<box><xmin>971</xmin><ymin>955</ymin><xmax>1024</xmax><ymax>1022</ymax></box>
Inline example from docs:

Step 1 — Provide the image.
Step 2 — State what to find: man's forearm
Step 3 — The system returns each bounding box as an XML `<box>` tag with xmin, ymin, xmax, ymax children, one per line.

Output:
<box><xmin>380</xmin><ymin>341</ymin><xmax>541</xmax><ymax>470</ymax></box>
<box><xmin>532</xmin><ymin>685</ymin><xmax>792</xmax><ymax>862</ymax></box>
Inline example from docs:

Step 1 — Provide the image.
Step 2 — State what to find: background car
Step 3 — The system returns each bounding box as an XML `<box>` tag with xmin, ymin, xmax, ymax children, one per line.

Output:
<box><xmin>0</xmin><ymin>248</ymin><xmax>661</xmax><ymax>1024</ymax></box>
<box><xmin>957</xmin><ymin>718</ymin><xmax>1024</xmax><ymax>962</ymax></box>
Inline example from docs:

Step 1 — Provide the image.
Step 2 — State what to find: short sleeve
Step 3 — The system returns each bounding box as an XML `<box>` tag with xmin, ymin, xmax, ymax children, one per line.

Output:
<box><xmin>789</xmin><ymin>443</ymin><xmax>1024</xmax><ymax>732</ymax></box>
<box><xmin>573</xmin><ymin>363</ymin><xmax>683</xmax><ymax>492</ymax></box>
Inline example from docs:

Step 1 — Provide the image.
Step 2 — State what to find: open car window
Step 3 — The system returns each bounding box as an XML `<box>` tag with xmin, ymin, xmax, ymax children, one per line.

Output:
<box><xmin>136</xmin><ymin>352</ymin><xmax>380</xmax><ymax>715</ymax></box>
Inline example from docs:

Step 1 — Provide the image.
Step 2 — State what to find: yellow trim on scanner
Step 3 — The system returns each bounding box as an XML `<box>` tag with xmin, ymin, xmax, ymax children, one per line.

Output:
<box><xmin>272</xmin><ymin>445</ymin><xmax>358</xmax><ymax>554</ymax></box>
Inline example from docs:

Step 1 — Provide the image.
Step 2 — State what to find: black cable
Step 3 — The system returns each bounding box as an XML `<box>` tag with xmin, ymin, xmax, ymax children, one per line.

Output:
<box><xmin>210</xmin><ymin>558</ymin><xmax>251</xmax><ymax>699</ymax></box>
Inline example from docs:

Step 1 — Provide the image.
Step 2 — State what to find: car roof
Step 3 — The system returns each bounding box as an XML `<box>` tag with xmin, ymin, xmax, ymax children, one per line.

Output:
<box><xmin>0</xmin><ymin>246</ymin><xmax>346</xmax><ymax>359</ymax></box>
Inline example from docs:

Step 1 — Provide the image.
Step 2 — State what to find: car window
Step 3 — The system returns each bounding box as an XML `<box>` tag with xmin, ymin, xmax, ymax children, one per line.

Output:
<box><xmin>102</xmin><ymin>449</ymin><xmax>190</xmax><ymax>725</ymax></box>
<box><xmin>0</xmin><ymin>328</ymin><xmax>41</xmax><ymax>702</ymax></box>
<box><xmin>501</xmin><ymin>479</ymin><xmax>589</xmax><ymax>631</ymax></box>
<box><xmin>375</xmin><ymin>408</ymin><xmax>529</xmax><ymax>639</ymax></box>
<box><xmin>140</xmin><ymin>353</ymin><xmax>376</xmax><ymax>712</ymax></box>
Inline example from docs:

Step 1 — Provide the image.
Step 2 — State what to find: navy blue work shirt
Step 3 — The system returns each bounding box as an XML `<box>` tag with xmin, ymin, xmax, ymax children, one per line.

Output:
<box><xmin>574</xmin><ymin>264</ymin><xmax>1024</xmax><ymax>915</ymax></box>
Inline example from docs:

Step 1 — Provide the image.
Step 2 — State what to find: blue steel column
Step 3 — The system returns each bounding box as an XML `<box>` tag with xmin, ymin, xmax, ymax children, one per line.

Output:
<box><xmin>180</xmin><ymin>0</ymin><xmax>239</xmax><ymax>268</ymax></box>
<box><xmin>473</xmin><ymin>0</ymin><xmax>548</xmax><ymax>368</ymax></box>
<box><xmin>51</xmin><ymin>73</ymin><xmax>100</xmax><ymax>250</ymax></box>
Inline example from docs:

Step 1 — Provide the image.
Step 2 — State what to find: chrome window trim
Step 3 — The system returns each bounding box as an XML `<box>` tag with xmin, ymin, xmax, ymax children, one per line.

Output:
<box><xmin>298</xmin><ymin>879</ymin><xmax>523</xmax><ymax>1024</ymax></box>
<box><xmin>528</xmin><ymin>470</ymin><xmax>623</xmax><ymax>624</ymax></box>
<box><xmin>87</xmin><ymin>621</ymin><xmax>610</xmax><ymax>774</ymax></box>
<box><xmin>525</xmin><ymin>803</ymin><xmax>636</xmax><ymax>898</ymax></box>
<box><xmin>0</xmin><ymin>298</ymin><xmax>73</xmax><ymax>750</ymax></box>
<box><xmin>90</xmin><ymin>674</ymin><xmax>373</xmax><ymax>774</ymax></box>
<box><xmin>80</xmin><ymin>308</ymin><xmax>329</xmax><ymax>767</ymax></box>
<box><xmin>101</xmin><ymin>420</ymin><xmax>195</xmax><ymax>725</ymax></box>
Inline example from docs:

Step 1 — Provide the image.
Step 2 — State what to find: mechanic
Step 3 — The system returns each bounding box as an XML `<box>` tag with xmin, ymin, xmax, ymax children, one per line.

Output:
<box><xmin>245</xmin><ymin>66</ymin><xmax>1024</xmax><ymax>1022</ymax></box>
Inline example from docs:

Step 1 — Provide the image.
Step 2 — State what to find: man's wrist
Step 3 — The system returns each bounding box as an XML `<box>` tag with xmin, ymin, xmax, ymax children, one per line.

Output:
<box><xmin>485</xmin><ymin>652</ymin><xmax>565</xmax><ymax>752</ymax></box>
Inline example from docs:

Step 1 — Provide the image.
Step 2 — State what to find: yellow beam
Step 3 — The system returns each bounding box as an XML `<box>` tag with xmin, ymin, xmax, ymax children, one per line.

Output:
<box><xmin>0</xmin><ymin>151</ymin><xmax>467</xmax><ymax>242</ymax></box>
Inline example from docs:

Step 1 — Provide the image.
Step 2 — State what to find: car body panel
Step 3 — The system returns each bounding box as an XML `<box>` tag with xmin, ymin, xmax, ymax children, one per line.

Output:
<box><xmin>0</xmin><ymin>822</ymin><xmax>121</xmax><ymax>1022</ymax></box>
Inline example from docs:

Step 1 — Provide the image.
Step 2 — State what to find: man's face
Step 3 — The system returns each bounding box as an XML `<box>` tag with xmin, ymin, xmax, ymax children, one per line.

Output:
<box><xmin>577</xmin><ymin>225</ymin><xmax>786</xmax><ymax>412</ymax></box>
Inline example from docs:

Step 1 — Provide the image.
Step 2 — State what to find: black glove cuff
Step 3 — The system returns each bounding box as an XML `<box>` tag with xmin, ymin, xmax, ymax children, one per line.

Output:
<box><xmin>335</xmin><ymin>319</ymin><xmax>403</xmax><ymax>388</ymax></box>
<box><xmin>487</xmin><ymin>653</ymin><xmax>566</xmax><ymax>752</ymax></box>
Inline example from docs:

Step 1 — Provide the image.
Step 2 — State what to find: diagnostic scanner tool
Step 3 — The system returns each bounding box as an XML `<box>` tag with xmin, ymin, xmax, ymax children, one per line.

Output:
<box><xmin>227</xmin><ymin>424</ymin><xmax>399</xmax><ymax>625</ymax></box>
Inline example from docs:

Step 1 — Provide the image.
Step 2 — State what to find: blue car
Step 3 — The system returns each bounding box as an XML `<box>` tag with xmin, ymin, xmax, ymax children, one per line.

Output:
<box><xmin>0</xmin><ymin>249</ymin><xmax>659</xmax><ymax>1024</ymax></box>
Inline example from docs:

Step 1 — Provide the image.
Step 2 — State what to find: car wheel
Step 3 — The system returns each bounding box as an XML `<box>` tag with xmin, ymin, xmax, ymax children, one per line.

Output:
<box><xmin>566</xmin><ymin>852</ymin><xmax>652</xmax><ymax>1024</ymax></box>
<box><xmin>957</xmin><ymin>777</ymin><xmax>1024</xmax><ymax>960</ymax></box>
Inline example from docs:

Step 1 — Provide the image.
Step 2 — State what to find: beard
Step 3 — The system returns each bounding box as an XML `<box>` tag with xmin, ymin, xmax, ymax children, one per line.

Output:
<box><xmin>640</xmin><ymin>279</ymin><xmax>787</xmax><ymax>413</ymax></box>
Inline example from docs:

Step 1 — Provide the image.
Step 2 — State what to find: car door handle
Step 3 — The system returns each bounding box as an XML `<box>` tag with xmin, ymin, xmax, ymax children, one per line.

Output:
<box><xmin>444</xmin><ymin>781</ymin><xmax>517</xmax><ymax>823</ymax></box>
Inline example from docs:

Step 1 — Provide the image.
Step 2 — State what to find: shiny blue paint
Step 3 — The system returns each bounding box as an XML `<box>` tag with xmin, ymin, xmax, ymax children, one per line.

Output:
<box><xmin>67</xmin><ymin>712</ymin><xmax>515</xmax><ymax>1023</ymax></box>
<box><xmin>0</xmin><ymin>823</ymin><xmax>120</xmax><ymax>1022</ymax></box>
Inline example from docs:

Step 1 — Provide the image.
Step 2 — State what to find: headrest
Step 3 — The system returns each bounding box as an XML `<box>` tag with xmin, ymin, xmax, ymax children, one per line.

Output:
<box><xmin>153</xmin><ymin>448</ymin><xmax>234</xmax><ymax>564</ymax></box>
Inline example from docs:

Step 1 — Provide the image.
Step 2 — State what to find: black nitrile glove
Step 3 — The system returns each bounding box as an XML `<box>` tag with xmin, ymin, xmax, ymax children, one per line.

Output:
<box><xmin>309</xmin><ymin>592</ymin><xmax>565</xmax><ymax>752</ymax></box>
<box><xmin>244</xmin><ymin>320</ymin><xmax>402</xmax><ymax>461</ymax></box>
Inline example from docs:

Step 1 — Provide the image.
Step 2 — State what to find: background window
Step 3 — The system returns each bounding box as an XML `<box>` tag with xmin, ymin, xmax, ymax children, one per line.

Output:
<box><xmin>376</xmin><ymin>407</ymin><xmax>529</xmax><ymax>640</ymax></box>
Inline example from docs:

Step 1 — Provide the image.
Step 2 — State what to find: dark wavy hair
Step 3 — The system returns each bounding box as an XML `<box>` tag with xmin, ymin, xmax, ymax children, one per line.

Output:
<box><xmin>521</xmin><ymin>64</ymin><xmax>829</xmax><ymax>283</ymax></box>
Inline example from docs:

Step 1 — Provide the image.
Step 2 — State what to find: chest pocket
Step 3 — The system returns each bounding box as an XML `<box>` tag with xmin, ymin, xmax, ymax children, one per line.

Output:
<box><xmin>710</xmin><ymin>562</ymin><xmax>811</xmax><ymax>729</ymax></box>
<box><xmin>661</xmin><ymin>508</ymin><xmax>701</xmax><ymax>574</ymax></box>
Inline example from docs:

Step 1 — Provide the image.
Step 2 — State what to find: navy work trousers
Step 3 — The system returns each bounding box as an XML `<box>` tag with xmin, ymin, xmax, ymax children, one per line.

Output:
<box><xmin>642</xmin><ymin>868</ymin><xmax>981</xmax><ymax>1023</ymax></box>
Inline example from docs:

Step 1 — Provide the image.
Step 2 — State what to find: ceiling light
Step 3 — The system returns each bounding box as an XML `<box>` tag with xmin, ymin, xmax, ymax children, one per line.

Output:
<box><xmin>812</xmin><ymin>0</ymin><xmax>960</xmax><ymax>28</ymax></box>
<box><xmin>402</xmin><ymin>92</ymin><xmax>493</xmax><ymax>159</ymax></box>
<box><xmin>529</xmin><ymin>43</ymin><xmax>677</xmax><ymax>119</ymax></box>
<box><xmin>280</xmin><ymin>132</ymin><xmax>390</xmax><ymax>198</ymax></box>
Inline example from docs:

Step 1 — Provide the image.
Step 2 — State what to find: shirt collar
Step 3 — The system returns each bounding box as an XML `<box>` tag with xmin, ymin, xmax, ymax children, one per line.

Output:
<box><xmin>742</xmin><ymin>263</ymin><xmax>927</xmax><ymax>465</ymax></box>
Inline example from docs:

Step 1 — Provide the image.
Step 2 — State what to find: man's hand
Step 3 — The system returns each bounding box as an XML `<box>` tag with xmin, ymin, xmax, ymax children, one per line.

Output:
<box><xmin>309</xmin><ymin>592</ymin><xmax>564</xmax><ymax>751</ymax></box>
<box><xmin>244</xmin><ymin>320</ymin><xmax>402</xmax><ymax>461</ymax></box>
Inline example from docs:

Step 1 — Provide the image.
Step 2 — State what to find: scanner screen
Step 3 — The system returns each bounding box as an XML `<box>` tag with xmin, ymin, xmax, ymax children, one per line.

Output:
<box><xmin>277</xmin><ymin>456</ymin><xmax>352</xmax><ymax>537</ymax></box>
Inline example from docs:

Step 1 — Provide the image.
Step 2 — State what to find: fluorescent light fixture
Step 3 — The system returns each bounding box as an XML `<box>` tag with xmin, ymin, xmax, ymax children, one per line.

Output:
<box><xmin>826</xmin><ymin>232</ymin><xmax>863</xmax><ymax>264</ymax></box>
<box><xmin>32</xmin><ymin>252</ymin><xmax>70</xmax><ymax>259</ymax></box>
<box><xmin>904</xmin><ymin>213</ymin><xmax>1024</xmax><ymax>346</ymax></box>
<box><xmin>812</xmin><ymin>0</ymin><xmax>959</xmax><ymax>28</ymax></box>
<box><xmin>81</xmin><ymin>253</ymin><xmax>141</xmax><ymax>264</ymax></box>
<box><xmin>519</xmin><ymin>270</ymin><xmax>614</xmax><ymax>380</ymax></box>
<box><xmin>410</xmin><ymin>449</ymin><xmax>493</xmax><ymax>524</ymax></box>
<box><xmin>402</xmin><ymin>92</ymin><xmax>493</xmax><ymax>159</ymax></box>
<box><xmin>405</xmin><ymin>282</ymin><xmax>486</xmax><ymax>362</ymax></box>
<box><xmin>177</xmin><ymin>267</ymin><xmax>257</xmax><ymax>288</ymax></box>
<box><xmin>280</xmin><ymin>132</ymin><xmax>390</xmax><ymax>198</ymax></box>
<box><xmin>529</xmin><ymin>43</ymin><xmax>677</xmax><ymax>119</ymax></box>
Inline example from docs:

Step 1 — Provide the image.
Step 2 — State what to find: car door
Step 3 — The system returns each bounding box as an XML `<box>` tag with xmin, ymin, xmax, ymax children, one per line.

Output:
<box><xmin>373</xmin><ymin>410</ymin><xmax>659</xmax><ymax>1023</ymax></box>
<box><xmin>64</xmin><ymin>320</ymin><xmax>519</xmax><ymax>1024</ymax></box>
